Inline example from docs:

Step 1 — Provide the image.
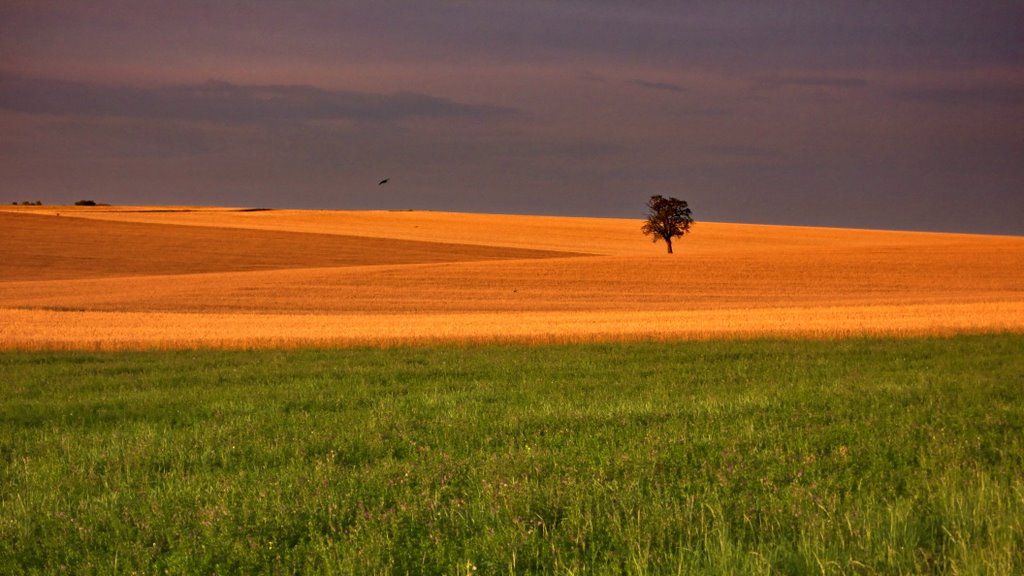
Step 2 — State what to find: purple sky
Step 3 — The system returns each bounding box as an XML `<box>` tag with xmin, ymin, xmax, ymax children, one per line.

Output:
<box><xmin>2</xmin><ymin>1</ymin><xmax>1022</xmax><ymax>234</ymax></box>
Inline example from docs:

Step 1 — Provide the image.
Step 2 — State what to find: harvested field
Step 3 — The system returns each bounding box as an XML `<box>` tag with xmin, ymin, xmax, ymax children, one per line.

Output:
<box><xmin>2</xmin><ymin>206</ymin><xmax>1022</xmax><ymax>348</ymax></box>
<box><xmin>0</xmin><ymin>211</ymin><xmax>576</xmax><ymax>281</ymax></box>
<box><xmin>4</xmin><ymin>302</ymin><xmax>1023</xmax><ymax>350</ymax></box>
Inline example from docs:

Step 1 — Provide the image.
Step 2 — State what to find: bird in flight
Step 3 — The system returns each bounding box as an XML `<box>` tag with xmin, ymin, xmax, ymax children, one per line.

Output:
<box><xmin>378</xmin><ymin>178</ymin><xmax>389</xmax><ymax>185</ymax></box>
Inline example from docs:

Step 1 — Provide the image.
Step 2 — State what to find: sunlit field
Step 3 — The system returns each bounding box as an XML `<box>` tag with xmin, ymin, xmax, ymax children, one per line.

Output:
<box><xmin>2</xmin><ymin>206</ymin><xmax>1022</xmax><ymax>349</ymax></box>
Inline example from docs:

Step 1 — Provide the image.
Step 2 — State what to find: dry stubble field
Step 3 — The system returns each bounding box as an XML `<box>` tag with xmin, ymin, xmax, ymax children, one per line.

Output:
<box><xmin>2</xmin><ymin>205</ymin><xmax>1022</xmax><ymax>349</ymax></box>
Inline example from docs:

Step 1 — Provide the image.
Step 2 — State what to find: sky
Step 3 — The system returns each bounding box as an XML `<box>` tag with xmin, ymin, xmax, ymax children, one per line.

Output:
<box><xmin>2</xmin><ymin>1</ymin><xmax>1022</xmax><ymax>234</ymax></box>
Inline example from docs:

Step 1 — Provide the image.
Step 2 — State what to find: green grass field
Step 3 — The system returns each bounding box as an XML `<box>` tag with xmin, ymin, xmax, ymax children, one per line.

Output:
<box><xmin>2</xmin><ymin>335</ymin><xmax>1023</xmax><ymax>574</ymax></box>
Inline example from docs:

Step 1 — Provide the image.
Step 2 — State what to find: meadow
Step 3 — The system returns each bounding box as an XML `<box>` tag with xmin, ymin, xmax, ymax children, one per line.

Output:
<box><xmin>2</xmin><ymin>335</ymin><xmax>1023</xmax><ymax>574</ymax></box>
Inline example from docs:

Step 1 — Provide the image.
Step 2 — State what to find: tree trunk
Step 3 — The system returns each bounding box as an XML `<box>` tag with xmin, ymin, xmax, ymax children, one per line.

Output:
<box><xmin>666</xmin><ymin>237</ymin><xmax>673</xmax><ymax>254</ymax></box>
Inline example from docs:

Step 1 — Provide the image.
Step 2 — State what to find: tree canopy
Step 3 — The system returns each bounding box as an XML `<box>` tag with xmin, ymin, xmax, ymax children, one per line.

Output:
<box><xmin>641</xmin><ymin>195</ymin><xmax>693</xmax><ymax>254</ymax></box>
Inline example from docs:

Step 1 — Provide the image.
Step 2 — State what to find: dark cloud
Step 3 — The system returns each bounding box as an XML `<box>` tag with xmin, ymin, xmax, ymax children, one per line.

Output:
<box><xmin>892</xmin><ymin>84</ymin><xmax>1024</xmax><ymax>107</ymax></box>
<box><xmin>698</xmin><ymin>145</ymin><xmax>769</xmax><ymax>158</ymax></box>
<box><xmin>0</xmin><ymin>74</ymin><xmax>516</xmax><ymax>124</ymax></box>
<box><xmin>627</xmin><ymin>79</ymin><xmax>684</xmax><ymax>93</ymax></box>
<box><xmin>579</xmin><ymin>71</ymin><xmax>609</xmax><ymax>84</ymax></box>
<box><xmin>8</xmin><ymin>1</ymin><xmax>1021</xmax><ymax>79</ymax></box>
<box><xmin>686</xmin><ymin>107</ymin><xmax>734</xmax><ymax>117</ymax></box>
<box><xmin>753</xmin><ymin>75</ymin><xmax>869</xmax><ymax>89</ymax></box>
<box><xmin>317</xmin><ymin>1</ymin><xmax>1024</xmax><ymax>72</ymax></box>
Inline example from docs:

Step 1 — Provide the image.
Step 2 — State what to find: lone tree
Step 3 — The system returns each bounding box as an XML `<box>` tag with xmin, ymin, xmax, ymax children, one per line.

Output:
<box><xmin>641</xmin><ymin>195</ymin><xmax>693</xmax><ymax>254</ymax></box>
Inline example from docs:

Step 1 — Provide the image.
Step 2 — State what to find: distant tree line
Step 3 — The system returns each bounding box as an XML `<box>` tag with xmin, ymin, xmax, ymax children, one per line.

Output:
<box><xmin>9</xmin><ymin>200</ymin><xmax>109</xmax><ymax>206</ymax></box>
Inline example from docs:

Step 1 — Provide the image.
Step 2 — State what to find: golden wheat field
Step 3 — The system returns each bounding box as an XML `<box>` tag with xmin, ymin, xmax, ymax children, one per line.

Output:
<box><xmin>2</xmin><ymin>205</ymin><xmax>1022</xmax><ymax>349</ymax></box>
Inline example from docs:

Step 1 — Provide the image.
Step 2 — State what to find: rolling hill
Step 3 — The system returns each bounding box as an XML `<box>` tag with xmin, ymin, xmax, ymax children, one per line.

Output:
<box><xmin>2</xmin><ymin>205</ymin><xmax>1022</xmax><ymax>348</ymax></box>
